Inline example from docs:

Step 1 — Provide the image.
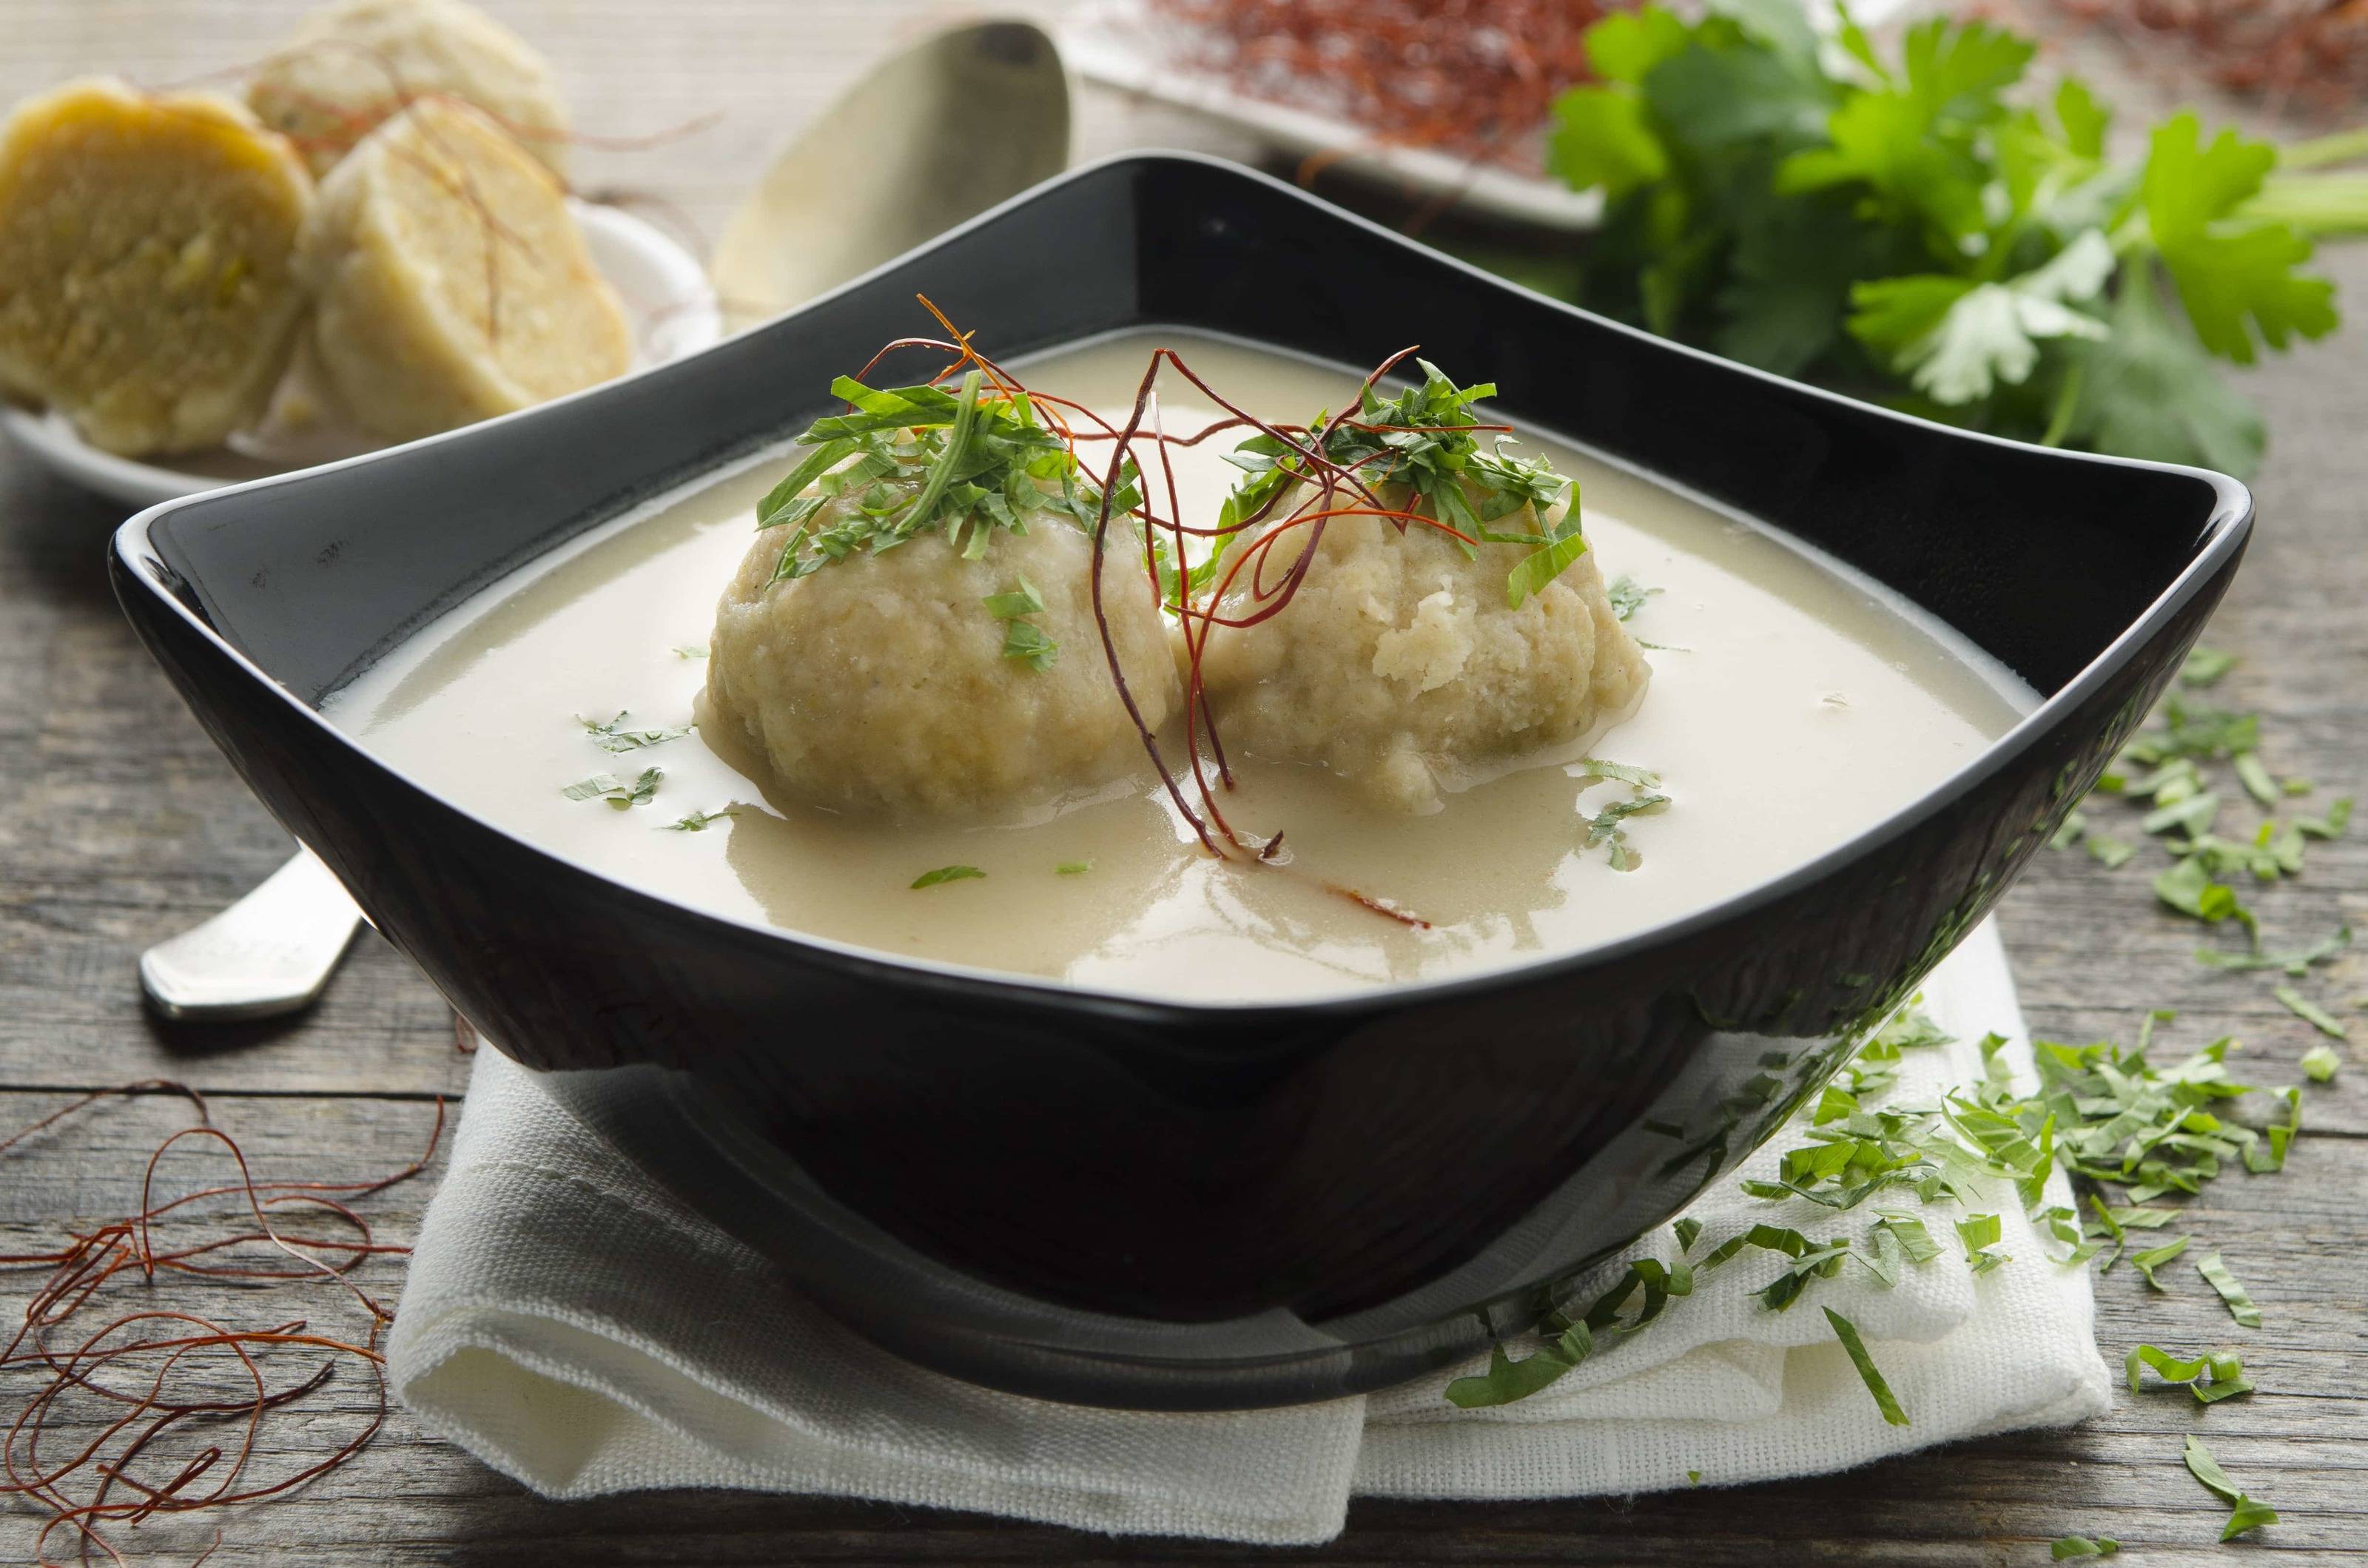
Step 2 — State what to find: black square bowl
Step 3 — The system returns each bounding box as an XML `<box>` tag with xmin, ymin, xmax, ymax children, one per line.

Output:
<box><xmin>111</xmin><ymin>153</ymin><xmax>2248</xmax><ymax>1410</ymax></box>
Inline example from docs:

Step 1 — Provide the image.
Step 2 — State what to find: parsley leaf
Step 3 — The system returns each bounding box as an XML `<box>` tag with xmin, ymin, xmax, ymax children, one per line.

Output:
<box><xmin>562</xmin><ymin>767</ymin><xmax>662</xmax><ymax>810</ymax></box>
<box><xmin>2144</xmin><ymin>115</ymin><xmax>2340</xmax><ymax>365</ymax></box>
<box><xmin>579</xmin><ymin>711</ymin><xmax>692</xmax><ymax>753</ymax></box>
<box><xmin>910</xmin><ymin>865</ymin><xmax>986</xmax><ymax>889</ymax></box>
<box><xmin>662</xmin><ymin>807</ymin><xmax>736</xmax><ymax>832</ymax></box>
<box><xmin>2274</xmin><ymin>984</ymin><xmax>2350</xmax><ymax>1039</ymax></box>
<box><xmin>2301</xmin><ymin>1043</ymin><xmax>2341</xmax><ymax>1082</ymax></box>
<box><xmin>2051</xmin><ymin>1538</ymin><xmax>2119</xmax><ymax>1559</ymax></box>
<box><xmin>1823</xmin><ymin>1307</ymin><xmax>1910</xmax><ymax>1426</ymax></box>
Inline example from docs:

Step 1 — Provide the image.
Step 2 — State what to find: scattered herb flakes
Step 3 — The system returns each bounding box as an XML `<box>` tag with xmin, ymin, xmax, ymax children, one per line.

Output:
<box><xmin>673</xmin><ymin>644</ymin><xmax>708</xmax><ymax>659</ymax></box>
<box><xmin>910</xmin><ymin>865</ymin><xmax>986</xmax><ymax>890</ymax></box>
<box><xmin>1574</xmin><ymin>757</ymin><xmax>1661</xmax><ymax>788</ymax></box>
<box><xmin>1673</xmin><ymin>1216</ymin><xmax>1703</xmax><ymax>1254</ymax></box>
<box><xmin>1823</xmin><ymin>1308</ymin><xmax>1910</xmax><ymax>1427</ymax></box>
<box><xmin>2233</xmin><ymin>751</ymin><xmax>2280</xmax><ymax>808</ymax></box>
<box><xmin>562</xmin><ymin>767</ymin><xmax>662</xmax><ymax>810</ymax></box>
<box><xmin>2296</xmin><ymin>795</ymin><xmax>2353</xmax><ymax>838</ymax></box>
<box><xmin>2154</xmin><ymin>855</ymin><xmax>2243</xmax><ymax>923</ymax></box>
<box><xmin>2274</xmin><ymin>984</ymin><xmax>2351</xmax><ymax>1039</ymax></box>
<box><xmin>579</xmin><ymin>712</ymin><xmax>692</xmax><ymax>753</ymax></box>
<box><xmin>2086</xmin><ymin>833</ymin><xmax>2136</xmax><ymax>869</ymax></box>
<box><xmin>1685</xmin><ymin>1469</ymin><xmax>1702</xmax><ymax>1487</ymax></box>
<box><xmin>2221</xmin><ymin>1496</ymin><xmax>2280</xmax><ymax>1542</ymax></box>
<box><xmin>2127</xmin><ymin>1342</ymin><xmax>2253</xmax><ymax>1402</ymax></box>
<box><xmin>2051</xmin><ymin>1536</ymin><xmax>2119</xmax><ymax>1559</ymax></box>
<box><xmin>2131</xmin><ymin>1235</ymin><xmax>2192</xmax><ymax>1291</ymax></box>
<box><xmin>1055</xmin><ymin>861</ymin><xmax>1092</xmax><ymax>876</ymax></box>
<box><xmin>980</xmin><ymin>576</ymin><xmax>1046</xmax><ymax>619</ymax></box>
<box><xmin>1956</xmin><ymin>1212</ymin><xmax>2009</xmax><ymax>1274</ymax></box>
<box><xmin>2196</xmin><ymin>923</ymin><xmax>2350</xmax><ymax>975</ymax></box>
<box><xmin>2181</xmin><ymin>645</ymin><xmax>2238</xmax><ymax>687</ymax></box>
<box><xmin>2301</xmin><ymin>1043</ymin><xmax>2341</xmax><ymax>1081</ymax></box>
<box><xmin>662</xmin><ymin>808</ymin><xmax>736</xmax><ymax>832</ymax></box>
<box><xmin>2196</xmin><ymin>1252</ymin><xmax>2262</xmax><ymax>1327</ymax></box>
<box><xmin>998</xmin><ymin>617</ymin><xmax>1059</xmax><ymax>673</ymax></box>
<box><xmin>1607</xmin><ymin>573</ymin><xmax>1661</xmax><ymax>622</ymax></box>
<box><xmin>2051</xmin><ymin>810</ymin><xmax>2089</xmax><ymax>851</ymax></box>
<box><xmin>2185</xmin><ymin>1436</ymin><xmax>2278</xmax><ymax>1541</ymax></box>
<box><xmin>1583</xmin><ymin>787</ymin><xmax>1670</xmax><ymax>870</ymax></box>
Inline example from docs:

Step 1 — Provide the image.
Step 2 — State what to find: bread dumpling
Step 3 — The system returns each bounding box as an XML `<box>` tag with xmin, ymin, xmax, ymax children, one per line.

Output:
<box><xmin>708</xmin><ymin>500</ymin><xmax>1180</xmax><ymax>821</ymax></box>
<box><xmin>248</xmin><ymin>0</ymin><xmax>570</xmax><ymax>178</ymax></box>
<box><xmin>297</xmin><ymin>97</ymin><xmax>630</xmax><ymax>440</ymax></box>
<box><xmin>0</xmin><ymin>78</ymin><xmax>312</xmax><ymax>457</ymax></box>
<box><xmin>1197</xmin><ymin>489</ymin><xmax>1651</xmax><ymax>815</ymax></box>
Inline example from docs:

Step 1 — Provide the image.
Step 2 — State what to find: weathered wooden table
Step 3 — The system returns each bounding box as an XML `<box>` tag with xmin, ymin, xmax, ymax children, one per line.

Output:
<box><xmin>4</xmin><ymin>3</ymin><xmax>2363</xmax><ymax>1561</ymax></box>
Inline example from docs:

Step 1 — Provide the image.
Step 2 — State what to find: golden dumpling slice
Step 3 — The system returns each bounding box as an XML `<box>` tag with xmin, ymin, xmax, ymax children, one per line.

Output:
<box><xmin>298</xmin><ymin>97</ymin><xmax>631</xmax><ymax>441</ymax></box>
<box><xmin>248</xmin><ymin>0</ymin><xmax>570</xmax><ymax>177</ymax></box>
<box><xmin>0</xmin><ymin>78</ymin><xmax>313</xmax><ymax>457</ymax></box>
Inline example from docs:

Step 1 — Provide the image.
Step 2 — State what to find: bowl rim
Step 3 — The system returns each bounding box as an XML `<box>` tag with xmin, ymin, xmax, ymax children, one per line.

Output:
<box><xmin>113</xmin><ymin>148</ymin><xmax>2255</xmax><ymax>1023</ymax></box>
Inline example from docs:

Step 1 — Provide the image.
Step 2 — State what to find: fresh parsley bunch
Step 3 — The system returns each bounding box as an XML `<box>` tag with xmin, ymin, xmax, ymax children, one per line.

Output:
<box><xmin>1543</xmin><ymin>0</ymin><xmax>2365</xmax><ymax>475</ymax></box>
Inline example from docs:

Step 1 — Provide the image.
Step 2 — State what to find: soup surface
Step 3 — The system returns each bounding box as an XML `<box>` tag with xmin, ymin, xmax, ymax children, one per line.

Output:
<box><xmin>324</xmin><ymin>331</ymin><xmax>2033</xmax><ymax>1001</ymax></box>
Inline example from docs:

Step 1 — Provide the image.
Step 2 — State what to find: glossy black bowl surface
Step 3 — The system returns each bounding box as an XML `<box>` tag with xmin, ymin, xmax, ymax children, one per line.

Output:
<box><xmin>111</xmin><ymin>153</ymin><xmax>2249</xmax><ymax>1410</ymax></box>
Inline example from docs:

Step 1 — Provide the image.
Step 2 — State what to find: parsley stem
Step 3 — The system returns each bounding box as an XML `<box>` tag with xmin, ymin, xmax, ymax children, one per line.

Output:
<box><xmin>901</xmin><ymin>369</ymin><xmax>983</xmax><ymax>538</ymax></box>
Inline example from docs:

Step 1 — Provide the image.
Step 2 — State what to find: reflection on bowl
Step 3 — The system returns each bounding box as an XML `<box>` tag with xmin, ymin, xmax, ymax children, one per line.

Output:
<box><xmin>112</xmin><ymin>154</ymin><xmax>2247</xmax><ymax>1410</ymax></box>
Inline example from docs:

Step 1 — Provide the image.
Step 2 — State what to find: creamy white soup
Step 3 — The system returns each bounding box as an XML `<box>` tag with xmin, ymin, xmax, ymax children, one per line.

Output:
<box><xmin>324</xmin><ymin>331</ymin><xmax>2031</xmax><ymax>1001</ymax></box>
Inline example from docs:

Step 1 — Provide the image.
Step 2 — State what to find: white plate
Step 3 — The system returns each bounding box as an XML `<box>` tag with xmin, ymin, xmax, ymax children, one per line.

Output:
<box><xmin>1061</xmin><ymin>0</ymin><xmax>1914</xmax><ymax>232</ymax></box>
<box><xmin>1</xmin><ymin>201</ymin><xmax>722</xmax><ymax>510</ymax></box>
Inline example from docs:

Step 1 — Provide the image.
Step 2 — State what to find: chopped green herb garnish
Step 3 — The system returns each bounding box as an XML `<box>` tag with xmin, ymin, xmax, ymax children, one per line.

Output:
<box><xmin>1955</xmin><ymin>1212</ymin><xmax>2008</xmax><ymax>1274</ymax></box>
<box><xmin>2301</xmin><ymin>1043</ymin><xmax>2341</xmax><ymax>1082</ymax></box>
<box><xmin>2233</xmin><ymin>751</ymin><xmax>2280</xmax><ymax>808</ymax></box>
<box><xmin>2130</xmin><ymin>1235</ymin><xmax>2190</xmax><ymax>1291</ymax></box>
<box><xmin>2184</xmin><ymin>1435</ymin><xmax>2278</xmax><ymax>1541</ymax></box>
<box><xmin>2051</xmin><ymin>1536</ymin><xmax>2119</xmax><ymax>1559</ymax></box>
<box><xmin>980</xmin><ymin>576</ymin><xmax>1046</xmax><ymax>619</ymax></box>
<box><xmin>755</xmin><ymin>366</ymin><xmax>1135</xmax><ymax>585</ymax></box>
<box><xmin>2181</xmin><ymin>645</ymin><xmax>2238</xmax><ymax>687</ymax></box>
<box><xmin>579</xmin><ymin>712</ymin><xmax>693</xmax><ymax>753</ymax></box>
<box><xmin>673</xmin><ymin>644</ymin><xmax>708</xmax><ymax>659</ymax></box>
<box><xmin>663</xmin><ymin>808</ymin><xmax>736</xmax><ymax>832</ymax></box>
<box><xmin>2297</xmin><ymin>795</ymin><xmax>2354</xmax><ymax>838</ymax></box>
<box><xmin>1574</xmin><ymin>757</ymin><xmax>1661</xmax><ymax>788</ymax></box>
<box><xmin>2196</xmin><ymin>1251</ymin><xmax>2261</xmax><ymax>1327</ymax></box>
<box><xmin>562</xmin><ymin>767</ymin><xmax>662</xmax><ymax>810</ymax></box>
<box><xmin>1607</xmin><ymin>574</ymin><xmax>1660</xmax><ymax>622</ymax></box>
<box><xmin>910</xmin><ymin>865</ymin><xmax>986</xmax><ymax>889</ymax></box>
<box><xmin>1685</xmin><ymin>1469</ymin><xmax>1701</xmax><ymax>1487</ymax></box>
<box><xmin>2154</xmin><ymin>855</ymin><xmax>2243</xmax><ymax>923</ymax></box>
<box><xmin>2085</xmin><ymin>832</ymin><xmax>2136</xmax><ymax>869</ymax></box>
<box><xmin>2273</xmin><ymin>984</ymin><xmax>2350</xmax><ymax>1039</ymax></box>
<box><xmin>1823</xmin><ymin>1308</ymin><xmax>1909</xmax><ymax>1427</ymax></box>
<box><xmin>2196</xmin><ymin>923</ymin><xmax>2349</xmax><ymax>975</ymax></box>
<box><xmin>2127</xmin><ymin>1342</ymin><xmax>2253</xmax><ymax>1403</ymax></box>
<box><xmin>1055</xmin><ymin>861</ymin><xmax>1092</xmax><ymax>876</ymax></box>
<box><xmin>1218</xmin><ymin>360</ymin><xmax>1581</xmax><ymax>610</ymax></box>
<box><xmin>1584</xmin><ymin>790</ymin><xmax>1670</xmax><ymax>869</ymax></box>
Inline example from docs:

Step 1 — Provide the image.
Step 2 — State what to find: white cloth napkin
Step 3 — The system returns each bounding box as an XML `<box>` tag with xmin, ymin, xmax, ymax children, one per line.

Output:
<box><xmin>388</xmin><ymin>919</ymin><xmax>2111</xmax><ymax>1544</ymax></box>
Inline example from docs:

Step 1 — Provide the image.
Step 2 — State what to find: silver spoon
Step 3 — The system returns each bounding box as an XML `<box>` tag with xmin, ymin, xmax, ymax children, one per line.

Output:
<box><xmin>141</xmin><ymin>20</ymin><xmax>1074</xmax><ymax>1022</ymax></box>
<box><xmin>141</xmin><ymin>847</ymin><xmax>367</xmax><ymax>1020</ymax></box>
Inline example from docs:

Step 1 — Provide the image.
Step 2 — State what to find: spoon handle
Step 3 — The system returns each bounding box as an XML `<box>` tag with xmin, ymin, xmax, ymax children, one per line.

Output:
<box><xmin>139</xmin><ymin>849</ymin><xmax>366</xmax><ymax>1021</ymax></box>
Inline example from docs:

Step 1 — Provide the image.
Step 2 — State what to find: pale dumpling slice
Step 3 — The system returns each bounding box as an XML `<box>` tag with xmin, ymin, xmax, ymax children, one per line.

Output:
<box><xmin>707</xmin><ymin>505</ymin><xmax>1180</xmax><ymax>821</ymax></box>
<box><xmin>1196</xmin><ymin>499</ymin><xmax>1652</xmax><ymax>813</ymax></box>
<box><xmin>0</xmin><ymin>78</ymin><xmax>312</xmax><ymax>457</ymax></box>
<box><xmin>298</xmin><ymin>97</ymin><xmax>630</xmax><ymax>440</ymax></box>
<box><xmin>248</xmin><ymin>0</ymin><xmax>571</xmax><ymax>178</ymax></box>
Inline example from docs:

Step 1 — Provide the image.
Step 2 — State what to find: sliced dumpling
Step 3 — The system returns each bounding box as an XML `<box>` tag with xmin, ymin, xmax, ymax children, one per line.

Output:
<box><xmin>297</xmin><ymin>97</ymin><xmax>630</xmax><ymax>440</ymax></box>
<box><xmin>247</xmin><ymin>0</ymin><xmax>570</xmax><ymax>178</ymax></box>
<box><xmin>0</xmin><ymin>78</ymin><xmax>312</xmax><ymax>456</ymax></box>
